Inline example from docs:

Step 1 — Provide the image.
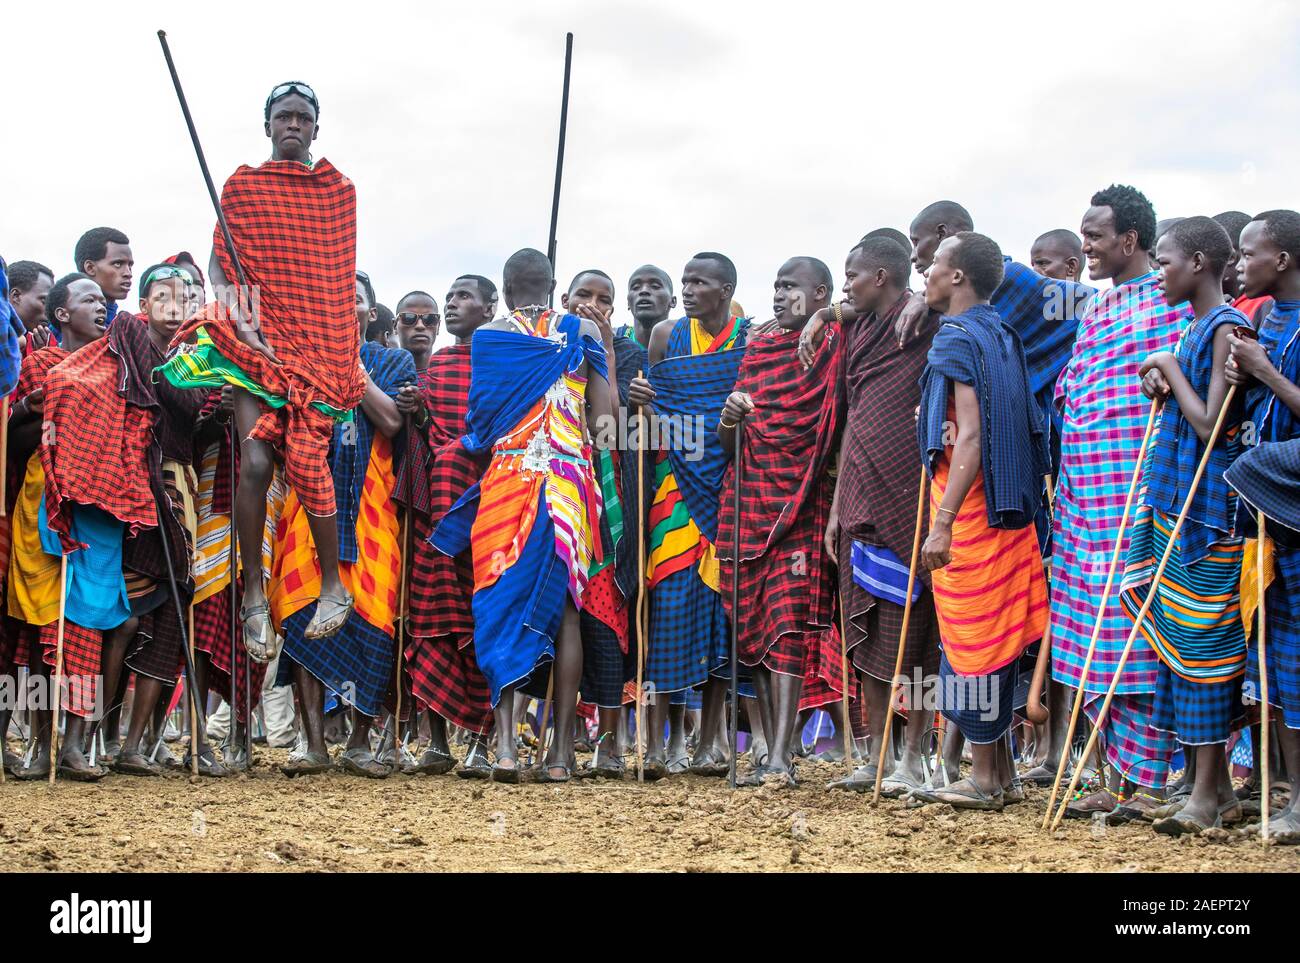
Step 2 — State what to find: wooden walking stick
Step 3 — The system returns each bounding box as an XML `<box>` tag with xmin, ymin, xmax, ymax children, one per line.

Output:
<box><xmin>49</xmin><ymin>554</ymin><xmax>68</xmax><ymax>784</ymax></box>
<box><xmin>1049</xmin><ymin>388</ymin><xmax>1236</xmax><ymax>832</ymax></box>
<box><xmin>727</xmin><ymin>420</ymin><xmax>743</xmax><ymax>790</ymax></box>
<box><xmin>1041</xmin><ymin>400</ymin><xmax>1159</xmax><ymax>829</ymax></box>
<box><xmin>189</xmin><ymin>604</ymin><xmax>198</xmax><ymax>775</ymax></box>
<box><xmin>1023</xmin><ymin>474</ymin><xmax>1056</xmax><ymax>725</ymax></box>
<box><xmin>634</xmin><ymin>370</ymin><xmax>647</xmax><ymax>782</ymax></box>
<box><xmin>871</xmin><ymin>465</ymin><xmax>929</xmax><ymax>805</ymax></box>
<box><xmin>1256</xmin><ymin>508</ymin><xmax>1271</xmax><ymax>844</ymax></box>
<box><xmin>394</xmin><ymin>420</ymin><xmax>414</xmax><ymax>766</ymax></box>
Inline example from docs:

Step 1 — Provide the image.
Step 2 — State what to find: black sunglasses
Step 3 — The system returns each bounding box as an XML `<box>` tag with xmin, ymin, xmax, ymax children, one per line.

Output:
<box><xmin>265</xmin><ymin>81</ymin><xmax>319</xmax><ymax>119</ymax></box>
<box><xmin>397</xmin><ymin>312</ymin><xmax>439</xmax><ymax>327</ymax></box>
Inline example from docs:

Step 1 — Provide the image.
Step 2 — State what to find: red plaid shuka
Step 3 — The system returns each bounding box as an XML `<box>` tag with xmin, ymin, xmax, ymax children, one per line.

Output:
<box><xmin>717</xmin><ymin>324</ymin><xmax>843</xmax><ymax>681</ymax></box>
<box><xmin>835</xmin><ymin>294</ymin><xmax>940</xmax><ymax>677</ymax></box>
<box><xmin>172</xmin><ymin>159</ymin><xmax>363</xmax><ymax>517</ymax></box>
<box><xmin>396</xmin><ymin>346</ymin><xmax>492</xmax><ymax>732</ymax></box>
<box><xmin>39</xmin><ymin>620</ymin><xmax>102</xmax><ymax>718</ymax></box>
<box><xmin>41</xmin><ymin>338</ymin><xmax>156</xmax><ymax>551</ymax></box>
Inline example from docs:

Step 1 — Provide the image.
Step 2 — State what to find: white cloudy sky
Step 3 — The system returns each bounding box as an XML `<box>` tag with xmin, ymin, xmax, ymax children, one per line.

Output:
<box><xmin>4</xmin><ymin>0</ymin><xmax>1298</xmax><ymax>340</ymax></box>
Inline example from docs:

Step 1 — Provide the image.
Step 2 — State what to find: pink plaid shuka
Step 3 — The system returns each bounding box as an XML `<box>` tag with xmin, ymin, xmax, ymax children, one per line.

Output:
<box><xmin>1049</xmin><ymin>272</ymin><xmax>1190</xmax><ymax>696</ymax></box>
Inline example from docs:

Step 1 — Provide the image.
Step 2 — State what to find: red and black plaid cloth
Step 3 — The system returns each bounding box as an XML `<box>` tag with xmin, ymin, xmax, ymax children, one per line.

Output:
<box><xmin>193</xmin><ymin>585</ymin><xmax>268</xmax><ymax>724</ymax></box>
<box><xmin>41</xmin><ymin>337</ymin><xmax>156</xmax><ymax>551</ymax></box>
<box><xmin>396</xmin><ymin>346</ymin><xmax>492</xmax><ymax>732</ymax></box>
<box><xmin>717</xmin><ymin>325</ymin><xmax>842</xmax><ymax>673</ymax></box>
<box><xmin>39</xmin><ymin>620</ymin><xmax>101</xmax><ymax>718</ymax></box>
<box><xmin>171</xmin><ymin>159</ymin><xmax>363</xmax><ymax>517</ymax></box>
<box><xmin>836</xmin><ymin>294</ymin><xmax>942</xmax><ymax>675</ymax></box>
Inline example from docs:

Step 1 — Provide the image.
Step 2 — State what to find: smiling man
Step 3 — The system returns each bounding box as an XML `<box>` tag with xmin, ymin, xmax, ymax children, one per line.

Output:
<box><xmin>160</xmin><ymin>80</ymin><xmax>365</xmax><ymax>665</ymax></box>
<box><xmin>627</xmin><ymin>253</ymin><xmax>749</xmax><ymax>778</ymax></box>
<box><xmin>1050</xmin><ymin>184</ymin><xmax>1189</xmax><ymax>822</ymax></box>
<box><xmin>715</xmin><ymin>257</ymin><xmax>843</xmax><ymax>786</ymax></box>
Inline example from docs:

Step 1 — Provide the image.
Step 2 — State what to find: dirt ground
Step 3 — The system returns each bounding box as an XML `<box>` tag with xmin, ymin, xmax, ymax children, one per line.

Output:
<box><xmin>4</xmin><ymin>742</ymin><xmax>1298</xmax><ymax>873</ymax></box>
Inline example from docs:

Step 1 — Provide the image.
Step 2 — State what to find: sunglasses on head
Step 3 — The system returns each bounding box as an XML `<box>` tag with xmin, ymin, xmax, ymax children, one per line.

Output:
<box><xmin>397</xmin><ymin>312</ymin><xmax>439</xmax><ymax>327</ymax></box>
<box><xmin>265</xmin><ymin>81</ymin><xmax>319</xmax><ymax>118</ymax></box>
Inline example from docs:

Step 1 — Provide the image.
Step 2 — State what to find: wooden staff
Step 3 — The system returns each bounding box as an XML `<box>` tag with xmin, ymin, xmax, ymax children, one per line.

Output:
<box><xmin>1049</xmin><ymin>388</ymin><xmax>1236</xmax><ymax>832</ymax></box>
<box><xmin>871</xmin><ymin>465</ymin><xmax>928</xmax><ymax>805</ymax></box>
<box><xmin>188</xmin><ymin>604</ymin><xmax>198</xmax><ymax>775</ymax></box>
<box><xmin>1024</xmin><ymin>473</ymin><xmax>1058</xmax><ymax>725</ymax></box>
<box><xmin>727</xmin><ymin>420</ymin><xmax>743</xmax><ymax>790</ymax></box>
<box><xmin>1256</xmin><ymin>509</ymin><xmax>1271</xmax><ymax>844</ymax></box>
<box><xmin>49</xmin><ymin>554</ymin><xmax>68</xmax><ymax>784</ymax></box>
<box><xmin>394</xmin><ymin>435</ymin><xmax>414</xmax><ymax>765</ymax></box>
<box><xmin>1041</xmin><ymin>401</ymin><xmax>1159</xmax><ymax>829</ymax></box>
<box><xmin>837</xmin><ymin>602</ymin><xmax>853</xmax><ymax>773</ymax></box>
<box><xmin>634</xmin><ymin>370</ymin><xmax>647</xmax><ymax>782</ymax></box>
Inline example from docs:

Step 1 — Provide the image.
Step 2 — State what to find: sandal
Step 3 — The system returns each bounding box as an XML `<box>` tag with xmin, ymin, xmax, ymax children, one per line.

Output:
<box><xmin>280</xmin><ymin>747</ymin><xmax>334</xmax><ymax>777</ymax></box>
<box><xmin>183</xmin><ymin>748</ymin><xmax>231</xmax><ymax>778</ymax></box>
<box><xmin>931</xmin><ymin>777</ymin><xmax>1005</xmax><ymax>811</ymax></box>
<box><xmin>304</xmin><ymin>592</ymin><xmax>355</xmax><ymax>640</ymax></box>
<box><xmin>879</xmin><ymin>769</ymin><xmax>925</xmax><ymax>799</ymax></box>
<box><xmin>641</xmin><ymin>757</ymin><xmax>670</xmax><ymax>781</ymax></box>
<box><xmin>339</xmin><ymin>746</ymin><xmax>389</xmax><ymax>779</ymax></box>
<box><xmin>457</xmin><ymin>743</ymin><xmax>492</xmax><ymax>779</ymax></box>
<box><xmin>826</xmin><ymin>765</ymin><xmax>878</xmax><ymax>793</ymax></box>
<box><xmin>55</xmin><ymin>762</ymin><xmax>107</xmax><ymax>783</ymax></box>
<box><xmin>240</xmin><ymin>603</ymin><xmax>281</xmax><ymax>663</ymax></box>
<box><xmin>1063</xmin><ymin>787</ymin><xmax>1119</xmax><ymax>820</ymax></box>
<box><xmin>590</xmin><ymin>751</ymin><xmax>627</xmax><ymax>780</ymax></box>
<box><xmin>491</xmin><ymin>757</ymin><xmax>521</xmax><ymax>784</ymax></box>
<box><xmin>112</xmin><ymin>751</ymin><xmax>163</xmax><ymax>777</ymax></box>
<box><xmin>537</xmin><ymin>763</ymin><xmax>572</xmax><ymax>783</ymax></box>
<box><xmin>412</xmin><ymin>746</ymin><xmax>456</xmax><ymax>776</ymax></box>
<box><xmin>1105</xmin><ymin>791</ymin><xmax>1166</xmax><ymax>825</ymax></box>
<box><xmin>688</xmin><ymin>746</ymin><xmax>729</xmax><ymax>777</ymax></box>
<box><xmin>1153</xmin><ymin>809</ymin><xmax>1219</xmax><ymax>837</ymax></box>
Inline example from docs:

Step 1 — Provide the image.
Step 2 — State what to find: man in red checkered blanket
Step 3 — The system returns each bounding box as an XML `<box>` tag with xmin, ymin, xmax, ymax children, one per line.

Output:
<box><xmin>716</xmin><ymin>257</ymin><xmax>845</xmax><ymax>787</ymax></box>
<box><xmin>167</xmin><ymin>82</ymin><xmax>364</xmax><ymax>662</ymax></box>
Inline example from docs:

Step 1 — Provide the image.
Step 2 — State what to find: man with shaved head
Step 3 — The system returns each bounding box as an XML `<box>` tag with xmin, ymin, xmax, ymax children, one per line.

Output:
<box><xmin>1030</xmin><ymin>229</ymin><xmax>1085</xmax><ymax>282</ymax></box>
<box><xmin>434</xmin><ymin>248</ymin><xmax>615</xmax><ymax>783</ymax></box>
<box><xmin>627</xmin><ymin>253</ymin><xmax>750</xmax><ymax>778</ymax></box>
<box><xmin>716</xmin><ymin>257</ymin><xmax>844</xmax><ymax>785</ymax></box>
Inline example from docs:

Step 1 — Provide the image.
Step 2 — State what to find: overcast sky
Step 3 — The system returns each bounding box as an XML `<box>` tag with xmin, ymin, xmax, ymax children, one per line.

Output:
<box><xmin>5</xmin><ymin>0</ymin><xmax>1299</xmax><ymax>341</ymax></box>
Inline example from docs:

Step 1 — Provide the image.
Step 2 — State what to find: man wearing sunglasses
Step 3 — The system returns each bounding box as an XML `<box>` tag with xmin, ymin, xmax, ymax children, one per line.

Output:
<box><xmin>160</xmin><ymin>79</ymin><xmax>365</xmax><ymax>668</ymax></box>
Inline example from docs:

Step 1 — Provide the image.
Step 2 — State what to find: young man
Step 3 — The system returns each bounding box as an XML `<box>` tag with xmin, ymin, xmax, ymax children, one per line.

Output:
<box><xmin>1223</xmin><ymin>208</ymin><xmax>1300</xmax><ymax>841</ymax></box>
<box><xmin>1122</xmin><ymin>216</ymin><xmax>1247</xmax><ymax>834</ymax></box>
<box><xmin>1030</xmin><ymin>229</ymin><xmax>1085</xmax><ymax>282</ymax></box>
<box><xmin>915</xmin><ymin>233</ymin><xmax>1051</xmax><ymax>810</ymax></box>
<box><xmin>1051</xmin><ymin>185</ymin><xmax>1189</xmax><ymax>821</ymax></box>
<box><xmin>162</xmin><ymin>80</ymin><xmax>364</xmax><ymax>662</ymax></box>
<box><xmin>99</xmin><ymin>265</ymin><xmax>229</xmax><ymax>776</ymax></box>
<box><xmin>627</xmin><ymin>253</ymin><xmax>749</xmax><ymax>777</ymax></box>
<box><xmin>12</xmin><ymin>274</ymin><xmax>139</xmax><ymax>780</ymax></box>
<box><xmin>434</xmin><ymin>249</ymin><xmax>614</xmax><ymax>783</ymax></box>
<box><xmin>561</xmin><ymin>270</ymin><xmax>636</xmax><ymax>776</ymax></box>
<box><xmin>1214</xmin><ymin>210</ymin><xmax>1274</xmax><ymax>326</ymax></box>
<box><xmin>823</xmin><ymin>236</ymin><xmax>940</xmax><ymax>794</ymax></box>
<box><xmin>396</xmin><ymin>282</ymin><xmax>494</xmax><ymax>776</ymax></box>
<box><xmin>73</xmin><ymin>227</ymin><xmax>133</xmax><ymax>328</ymax></box>
<box><xmin>6</xmin><ymin>260</ymin><xmax>55</xmax><ymax>349</ymax></box>
<box><xmin>269</xmin><ymin>271</ymin><xmax>413</xmax><ymax>776</ymax></box>
<box><xmin>717</xmin><ymin>257</ymin><xmax>843</xmax><ymax>786</ymax></box>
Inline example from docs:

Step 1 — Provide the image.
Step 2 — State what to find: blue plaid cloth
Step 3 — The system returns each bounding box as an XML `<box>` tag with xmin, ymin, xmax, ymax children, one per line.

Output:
<box><xmin>992</xmin><ymin>258</ymin><xmax>1094</xmax><ymax>417</ymax></box>
<box><xmin>850</xmin><ymin>540</ymin><xmax>921</xmax><ymax>606</ymax></box>
<box><xmin>1243</xmin><ymin>300</ymin><xmax>1300</xmax><ymax>448</ymax></box>
<box><xmin>918</xmin><ymin>303</ymin><xmax>1050</xmax><ymax>529</ymax></box>
<box><xmin>937</xmin><ymin>649</ymin><xmax>1018</xmax><ymax>744</ymax></box>
<box><xmin>281</xmin><ymin>603</ymin><xmax>395</xmax><ymax>717</ymax></box>
<box><xmin>578</xmin><ymin>608</ymin><xmax>633</xmax><ymax>708</ymax></box>
<box><xmin>1227</xmin><ymin>437</ymin><xmax>1300</xmax><ymax>533</ymax></box>
<box><xmin>645</xmin><ymin>563</ymin><xmax>729</xmax><ymax>694</ymax></box>
<box><xmin>1152</xmin><ymin>660</ymin><xmax>1243</xmax><ymax>745</ymax></box>
<box><xmin>1144</xmin><ymin>304</ymin><xmax>1245</xmax><ymax>566</ymax></box>
<box><xmin>647</xmin><ymin>317</ymin><xmax>749</xmax><ymax>544</ymax></box>
<box><xmin>331</xmin><ymin>341</ymin><xmax>416</xmax><ymax>563</ymax></box>
<box><xmin>0</xmin><ymin>260</ymin><xmax>28</xmax><ymax>396</ymax></box>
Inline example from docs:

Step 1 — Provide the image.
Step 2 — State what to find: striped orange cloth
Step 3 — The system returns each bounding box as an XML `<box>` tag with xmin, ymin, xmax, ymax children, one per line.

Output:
<box><xmin>929</xmin><ymin>449</ymin><xmax>1047</xmax><ymax>677</ymax></box>
<box><xmin>269</xmin><ymin>432</ymin><xmax>400</xmax><ymax>635</ymax></box>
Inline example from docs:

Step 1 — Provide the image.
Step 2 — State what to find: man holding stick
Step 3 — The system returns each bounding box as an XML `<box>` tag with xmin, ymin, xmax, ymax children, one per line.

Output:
<box><xmin>161</xmin><ymin>80</ymin><xmax>365</xmax><ymax>662</ymax></box>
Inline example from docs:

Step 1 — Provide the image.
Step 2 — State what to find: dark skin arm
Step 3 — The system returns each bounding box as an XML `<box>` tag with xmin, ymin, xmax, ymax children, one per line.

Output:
<box><xmin>920</xmin><ymin>381</ymin><xmax>981</xmax><ymax>571</ymax></box>
<box><xmin>1227</xmin><ymin>331</ymin><xmax>1300</xmax><ymax>421</ymax></box>
<box><xmin>717</xmin><ymin>390</ymin><xmax>753</xmax><ymax>456</ymax></box>
<box><xmin>1139</xmin><ymin>324</ymin><xmax>1233</xmax><ymax>444</ymax></box>
<box><xmin>8</xmin><ymin>387</ymin><xmax>44</xmax><ymax>467</ymax></box>
<box><xmin>359</xmin><ymin>366</ymin><xmax>405</xmax><ymax>440</ymax></box>
<box><xmin>572</xmin><ymin>302</ymin><xmax>621</xmax><ymax>415</ymax></box>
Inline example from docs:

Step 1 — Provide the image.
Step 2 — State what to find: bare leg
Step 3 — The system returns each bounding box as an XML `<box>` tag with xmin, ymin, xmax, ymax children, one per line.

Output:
<box><xmin>232</xmin><ymin>390</ymin><xmax>273</xmax><ymax>615</ymax></box>
<box><xmin>492</xmin><ymin>686</ymin><xmax>517</xmax><ymax>771</ymax></box>
<box><xmin>292</xmin><ymin>663</ymin><xmax>328</xmax><ymax>758</ymax></box>
<box><xmin>544</xmin><ymin>603</ymin><xmax>582</xmax><ymax>778</ymax></box>
<box><xmin>94</xmin><ymin>618</ymin><xmax>137</xmax><ymax>756</ymax></box>
<box><xmin>767</xmin><ymin>670</ymin><xmax>802</xmax><ymax>775</ymax></box>
<box><xmin>695</xmin><ymin>675</ymin><xmax>729</xmax><ymax>765</ymax></box>
<box><xmin>747</xmin><ymin>667</ymin><xmax>773</xmax><ymax>766</ymax></box>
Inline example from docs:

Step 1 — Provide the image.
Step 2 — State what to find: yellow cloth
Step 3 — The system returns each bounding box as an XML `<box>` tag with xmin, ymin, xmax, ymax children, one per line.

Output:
<box><xmin>7</xmin><ymin>456</ymin><xmax>61</xmax><ymax>626</ymax></box>
<box><xmin>1240</xmin><ymin>535</ymin><xmax>1276</xmax><ymax>635</ymax></box>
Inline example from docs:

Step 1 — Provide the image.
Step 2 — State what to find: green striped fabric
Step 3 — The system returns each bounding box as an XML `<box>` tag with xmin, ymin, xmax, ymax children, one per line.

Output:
<box><xmin>587</xmin><ymin>447</ymin><xmax>623</xmax><ymax>577</ymax></box>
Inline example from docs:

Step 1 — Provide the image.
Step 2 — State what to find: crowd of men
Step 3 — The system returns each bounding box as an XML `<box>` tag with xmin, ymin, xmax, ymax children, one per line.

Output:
<box><xmin>1</xmin><ymin>79</ymin><xmax>1297</xmax><ymax>844</ymax></box>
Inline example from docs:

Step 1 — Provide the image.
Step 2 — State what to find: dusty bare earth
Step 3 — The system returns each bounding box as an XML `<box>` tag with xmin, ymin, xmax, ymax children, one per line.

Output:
<box><xmin>3</xmin><ymin>744</ymin><xmax>1297</xmax><ymax>872</ymax></box>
